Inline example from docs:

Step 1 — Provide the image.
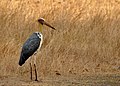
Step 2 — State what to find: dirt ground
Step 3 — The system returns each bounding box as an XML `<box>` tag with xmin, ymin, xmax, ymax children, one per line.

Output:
<box><xmin>0</xmin><ymin>74</ymin><xmax>120</xmax><ymax>86</ymax></box>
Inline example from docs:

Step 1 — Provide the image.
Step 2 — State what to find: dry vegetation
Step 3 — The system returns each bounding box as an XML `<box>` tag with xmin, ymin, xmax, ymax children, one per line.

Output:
<box><xmin>0</xmin><ymin>0</ymin><xmax>120</xmax><ymax>85</ymax></box>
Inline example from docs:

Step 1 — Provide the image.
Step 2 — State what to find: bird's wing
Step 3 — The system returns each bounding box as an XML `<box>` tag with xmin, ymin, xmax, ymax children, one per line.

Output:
<box><xmin>19</xmin><ymin>33</ymin><xmax>42</xmax><ymax>66</ymax></box>
<box><xmin>22</xmin><ymin>38</ymin><xmax>41</xmax><ymax>58</ymax></box>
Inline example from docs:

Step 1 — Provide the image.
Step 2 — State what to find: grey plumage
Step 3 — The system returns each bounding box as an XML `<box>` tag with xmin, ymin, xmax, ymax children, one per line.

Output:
<box><xmin>19</xmin><ymin>32</ymin><xmax>42</xmax><ymax>66</ymax></box>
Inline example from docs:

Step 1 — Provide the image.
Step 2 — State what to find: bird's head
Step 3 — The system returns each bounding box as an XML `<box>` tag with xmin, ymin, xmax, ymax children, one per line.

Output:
<box><xmin>38</xmin><ymin>18</ymin><xmax>56</xmax><ymax>31</ymax></box>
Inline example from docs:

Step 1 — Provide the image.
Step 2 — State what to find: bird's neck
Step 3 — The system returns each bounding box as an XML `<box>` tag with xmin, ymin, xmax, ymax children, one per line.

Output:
<box><xmin>39</xmin><ymin>23</ymin><xmax>43</xmax><ymax>32</ymax></box>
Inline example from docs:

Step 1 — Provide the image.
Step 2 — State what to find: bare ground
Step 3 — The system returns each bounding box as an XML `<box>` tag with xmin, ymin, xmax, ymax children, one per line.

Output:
<box><xmin>0</xmin><ymin>74</ymin><xmax>120</xmax><ymax>86</ymax></box>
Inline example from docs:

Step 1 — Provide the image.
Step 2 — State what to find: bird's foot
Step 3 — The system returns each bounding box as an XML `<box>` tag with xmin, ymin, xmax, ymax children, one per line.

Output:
<box><xmin>35</xmin><ymin>79</ymin><xmax>38</xmax><ymax>81</ymax></box>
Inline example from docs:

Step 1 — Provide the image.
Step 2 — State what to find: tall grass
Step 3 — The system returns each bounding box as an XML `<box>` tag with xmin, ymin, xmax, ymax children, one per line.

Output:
<box><xmin>0</xmin><ymin>0</ymin><xmax>120</xmax><ymax>77</ymax></box>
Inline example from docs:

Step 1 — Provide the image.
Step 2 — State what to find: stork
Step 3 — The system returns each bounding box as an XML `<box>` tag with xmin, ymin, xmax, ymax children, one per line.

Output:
<box><xmin>18</xmin><ymin>18</ymin><xmax>55</xmax><ymax>81</ymax></box>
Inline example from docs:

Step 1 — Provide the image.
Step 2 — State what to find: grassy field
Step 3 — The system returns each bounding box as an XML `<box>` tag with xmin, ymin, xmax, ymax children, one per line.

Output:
<box><xmin>0</xmin><ymin>0</ymin><xmax>120</xmax><ymax>85</ymax></box>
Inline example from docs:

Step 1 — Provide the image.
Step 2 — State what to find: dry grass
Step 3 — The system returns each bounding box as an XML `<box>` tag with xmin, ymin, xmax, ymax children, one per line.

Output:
<box><xmin>0</xmin><ymin>0</ymin><xmax>120</xmax><ymax>79</ymax></box>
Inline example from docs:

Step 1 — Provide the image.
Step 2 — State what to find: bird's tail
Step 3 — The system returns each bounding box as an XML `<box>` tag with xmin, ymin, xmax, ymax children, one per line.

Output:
<box><xmin>19</xmin><ymin>54</ymin><xmax>25</xmax><ymax>66</ymax></box>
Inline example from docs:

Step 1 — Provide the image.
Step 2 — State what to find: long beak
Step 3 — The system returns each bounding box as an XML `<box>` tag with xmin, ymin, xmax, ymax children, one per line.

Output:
<box><xmin>44</xmin><ymin>22</ymin><xmax>56</xmax><ymax>30</ymax></box>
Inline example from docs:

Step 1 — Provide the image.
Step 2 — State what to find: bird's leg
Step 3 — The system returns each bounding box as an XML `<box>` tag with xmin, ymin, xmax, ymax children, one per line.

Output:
<box><xmin>34</xmin><ymin>55</ymin><xmax>38</xmax><ymax>81</ymax></box>
<box><xmin>30</xmin><ymin>57</ymin><xmax>33</xmax><ymax>80</ymax></box>
<box><xmin>30</xmin><ymin>63</ymin><xmax>32</xmax><ymax>80</ymax></box>
<box><xmin>34</xmin><ymin>64</ymin><xmax>38</xmax><ymax>81</ymax></box>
